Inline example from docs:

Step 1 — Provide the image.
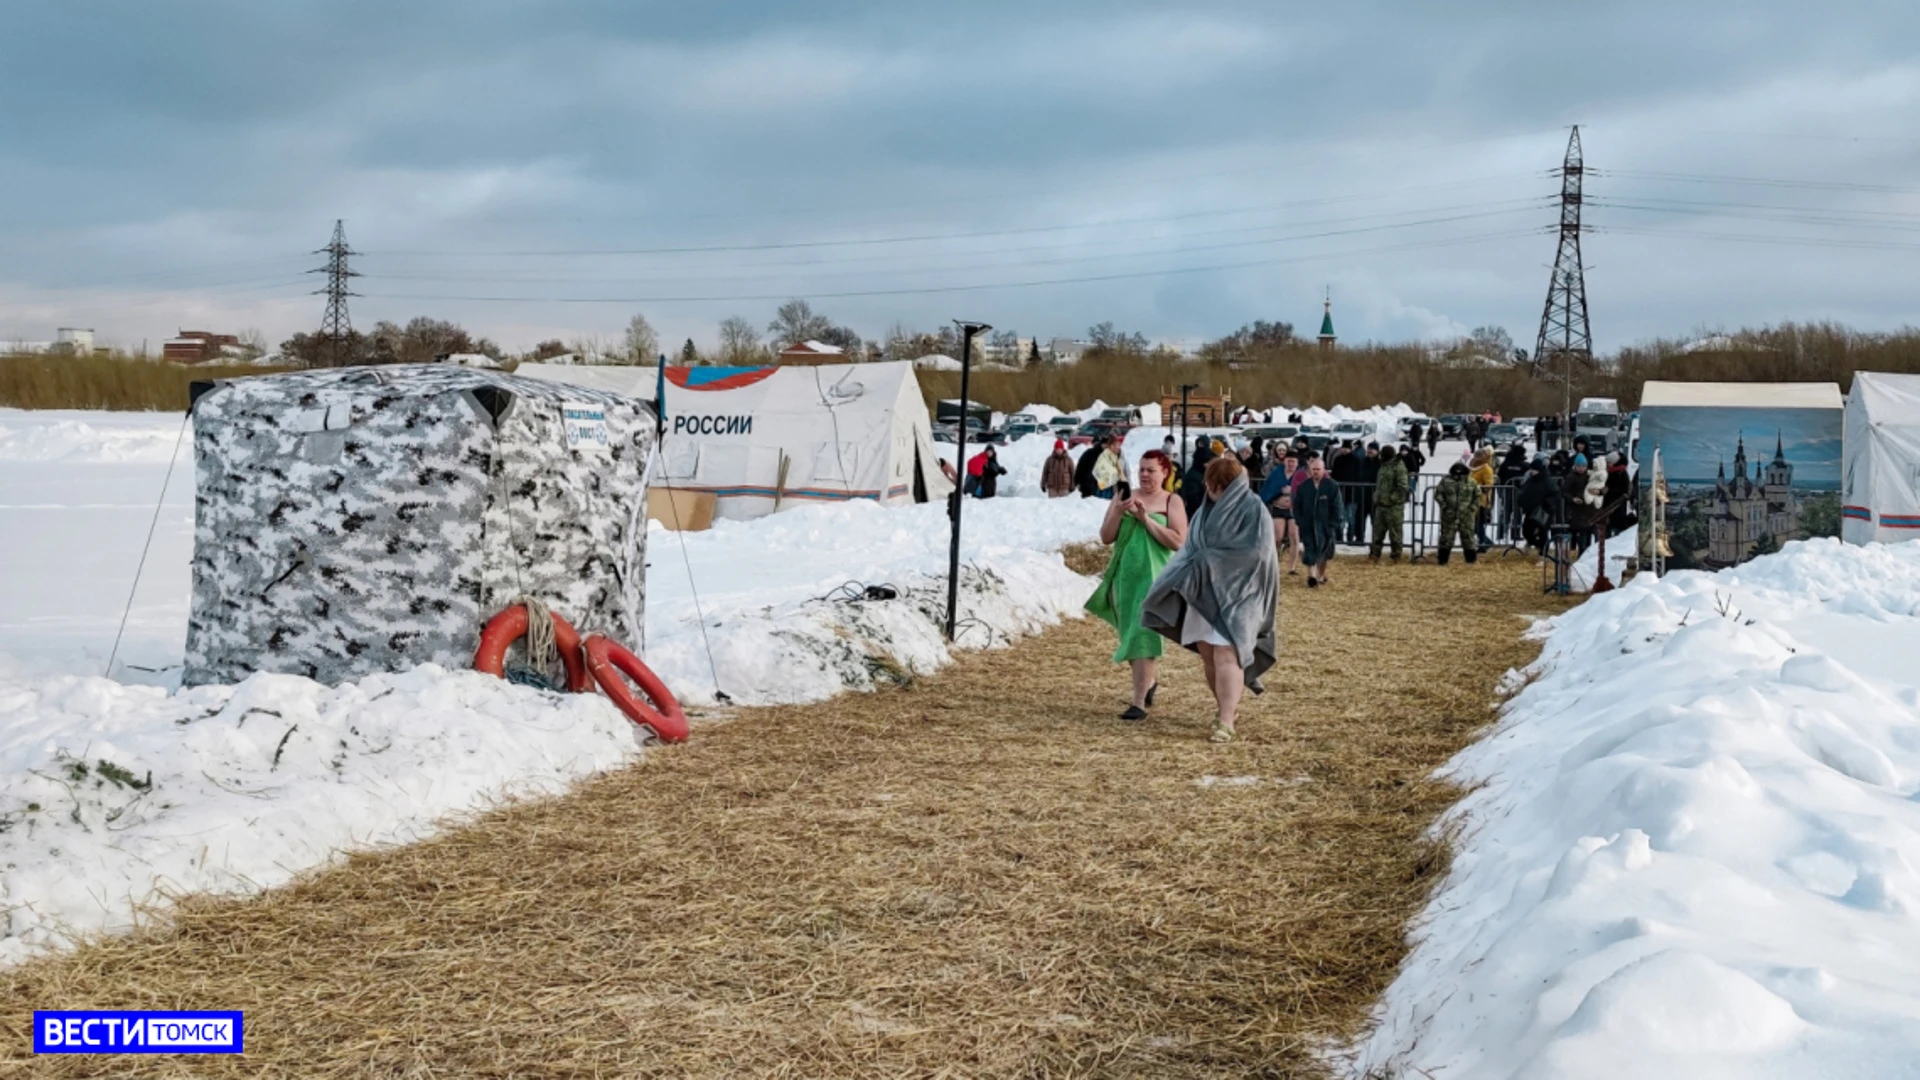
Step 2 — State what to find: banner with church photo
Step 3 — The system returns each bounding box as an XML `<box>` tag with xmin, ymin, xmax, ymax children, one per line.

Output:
<box><xmin>1635</xmin><ymin>383</ymin><xmax>1844</xmax><ymax>572</ymax></box>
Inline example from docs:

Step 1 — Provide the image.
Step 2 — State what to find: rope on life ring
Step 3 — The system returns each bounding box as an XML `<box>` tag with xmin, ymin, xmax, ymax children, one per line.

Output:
<box><xmin>474</xmin><ymin>603</ymin><xmax>592</xmax><ymax>692</ymax></box>
<box><xmin>583</xmin><ymin>635</ymin><xmax>688</xmax><ymax>743</ymax></box>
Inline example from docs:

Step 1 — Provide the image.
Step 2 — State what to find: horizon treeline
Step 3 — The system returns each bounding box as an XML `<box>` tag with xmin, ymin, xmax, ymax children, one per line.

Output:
<box><xmin>4</xmin><ymin>319</ymin><xmax>1919</xmax><ymax>413</ymax></box>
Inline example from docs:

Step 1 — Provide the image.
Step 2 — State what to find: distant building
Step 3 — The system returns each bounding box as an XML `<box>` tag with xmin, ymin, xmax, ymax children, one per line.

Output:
<box><xmin>1048</xmin><ymin>337</ymin><xmax>1091</xmax><ymax>364</ymax></box>
<box><xmin>1317</xmin><ymin>292</ymin><xmax>1337</xmax><ymax>351</ymax></box>
<box><xmin>163</xmin><ymin>330</ymin><xmax>242</xmax><ymax>364</ymax></box>
<box><xmin>56</xmin><ymin>328</ymin><xmax>95</xmax><ymax>354</ymax></box>
<box><xmin>1707</xmin><ymin>433</ymin><xmax>1798</xmax><ymax>567</ymax></box>
<box><xmin>776</xmin><ymin>340</ymin><xmax>845</xmax><ymax>365</ymax></box>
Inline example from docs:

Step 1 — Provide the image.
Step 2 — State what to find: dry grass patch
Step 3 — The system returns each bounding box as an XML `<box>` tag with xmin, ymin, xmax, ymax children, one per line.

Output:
<box><xmin>0</xmin><ymin>557</ymin><xmax>1570</xmax><ymax>1078</ymax></box>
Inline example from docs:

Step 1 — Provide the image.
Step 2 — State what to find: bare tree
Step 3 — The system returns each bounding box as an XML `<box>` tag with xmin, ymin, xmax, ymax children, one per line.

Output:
<box><xmin>767</xmin><ymin>299</ymin><xmax>833</xmax><ymax>347</ymax></box>
<box><xmin>718</xmin><ymin>315</ymin><xmax>761</xmax><ymax>364</ymax></box>
<box><xmin>622</xmin><ymin>313</ymin><xmax>659</xmax><ymax>366</ymax></box>
<box><xmin>236</xmin><ymin>327</ymin><xmax>268</xmax><ymax>362</ymax></box>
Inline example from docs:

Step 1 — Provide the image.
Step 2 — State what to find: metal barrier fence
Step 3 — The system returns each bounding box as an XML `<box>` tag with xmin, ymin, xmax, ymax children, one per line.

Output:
<box><xmin>1285</xmin><ymin>477</ymin><xmax>1531</xmax><ymax>560</ymax></box>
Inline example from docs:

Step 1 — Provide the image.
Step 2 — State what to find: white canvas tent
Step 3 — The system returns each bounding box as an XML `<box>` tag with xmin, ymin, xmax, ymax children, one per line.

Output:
<box><xmin>515</xmin><ymin>361</ymin><xmax>954</xmax><ymax>521</ymax></box>
<box><xmin>1843</xmin><ymin>372</ymin><xmax>1920</xmax><ymax>544</ymax></box>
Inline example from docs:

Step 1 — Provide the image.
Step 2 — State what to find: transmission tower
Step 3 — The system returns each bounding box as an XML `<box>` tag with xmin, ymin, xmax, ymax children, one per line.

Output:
<box><xmin>1533</xmin><ymin>126</ymin><xmax>1592</xmax><ymax>386</ymax></box>
<box><xmin>310</xmin><ymin>220</ymin><xmax>359</xmax><ymax>367</ymax></box>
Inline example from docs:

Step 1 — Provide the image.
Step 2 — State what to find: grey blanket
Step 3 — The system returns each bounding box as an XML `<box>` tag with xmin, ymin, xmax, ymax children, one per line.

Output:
<box><xmin>1141</xmin><ymin>474</ymin><xmax>1279</xmax><ymax>686</ymax></box>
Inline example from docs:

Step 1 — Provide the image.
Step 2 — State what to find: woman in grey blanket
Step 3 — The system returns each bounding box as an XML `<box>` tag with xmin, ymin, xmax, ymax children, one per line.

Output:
<box><xmin>1140</xmin><ymin>456</ymin><xmax>1279</xmax><ymax>743</ymax></box>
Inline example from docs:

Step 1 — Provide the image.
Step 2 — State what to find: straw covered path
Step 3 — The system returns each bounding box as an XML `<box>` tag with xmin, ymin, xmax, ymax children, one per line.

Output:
<box><xmin>2</xmin><ymin>557</ymin><xmax>1569</xmax><ymax>1077</ymax></box>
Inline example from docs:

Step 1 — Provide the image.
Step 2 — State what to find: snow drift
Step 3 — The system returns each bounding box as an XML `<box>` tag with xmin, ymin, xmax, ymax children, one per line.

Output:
<box><xmin>0</xmin><ymin>408</ymin><xmax>1106</xmax><ymax>964</ymax></box>
<box><xmin>1352</xmin><ymin>539</ymin><xmax>1920</xmax><ymax>1079</ymax></box>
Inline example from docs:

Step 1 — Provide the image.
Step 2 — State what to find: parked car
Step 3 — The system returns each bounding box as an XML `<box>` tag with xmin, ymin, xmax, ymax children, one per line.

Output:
<box><xmin>1437</xmin><ymin>414</ymin><xmax>1467</xmax><ymax>438</ymax></box>
<box><xmin>1239</xmin><ymin>424</ymin><xmax>1300</xmax><ymax>444</ymax></box>
<box><xmin>1047</xmin><ymin>416</ymin><xmax>1081</xmax><ymax>435</ymax></box>
<box><xmin>1397</xmin><ymin>415</ymin><xmax>1433</xmax><ymax>438</ymax></box>
<box><xmin>1485</xmin><ymin>422</ymin><xmax>1521</xmax><ymax>448</ymax></box>
<box><xmin>1003</xmin><ymin>413</ymin><xmax>1044</xmax><ymax>440</ymax></box>
<box><xmin>1298</xmin><ymin>426</ymin><xmax>1334</xmax><ymax>453</ymax></box>
<box><xmin>1068</xmin><ymin>419</ymin><xmax>1132</xmax><ymax>448</ymax></box>
<box><xmin>1331</xmin><ymin>419</ymin><xmax>1371</xmax><ymax>443</ymax></box>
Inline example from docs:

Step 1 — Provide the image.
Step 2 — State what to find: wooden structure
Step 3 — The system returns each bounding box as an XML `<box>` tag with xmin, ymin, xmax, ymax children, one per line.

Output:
<box><xmin>1160</xmin><ymin>387</ymin><xmax>1232</xmax><ymax>427</ymax></box>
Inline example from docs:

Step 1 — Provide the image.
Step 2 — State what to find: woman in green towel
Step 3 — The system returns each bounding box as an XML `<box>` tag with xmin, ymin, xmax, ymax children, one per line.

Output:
<box><xmin>1086</xmin><ymin>449</ymin><xmax>1188</xmax><ymax>720</ymax></box>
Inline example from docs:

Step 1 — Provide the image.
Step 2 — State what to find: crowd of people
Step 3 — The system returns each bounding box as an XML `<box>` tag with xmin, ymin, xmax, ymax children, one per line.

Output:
<box><xmin>1060</xmin><ymin>422</ymin><xmax>1643</xmax><ymax>739</ymax></box>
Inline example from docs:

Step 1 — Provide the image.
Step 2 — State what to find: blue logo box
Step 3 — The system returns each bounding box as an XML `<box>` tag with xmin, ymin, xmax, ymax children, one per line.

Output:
<box><xmin>34</xmin><ymin>1011</ymin><xmax>244</xmax><ymax>1054</ymax></box>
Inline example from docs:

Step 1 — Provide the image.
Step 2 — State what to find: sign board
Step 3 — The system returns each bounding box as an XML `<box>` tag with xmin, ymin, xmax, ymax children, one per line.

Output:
<box><xmin>561</xmin><ymin>402</ymin><xmax>609</xmax><ymax>452</ymax></box>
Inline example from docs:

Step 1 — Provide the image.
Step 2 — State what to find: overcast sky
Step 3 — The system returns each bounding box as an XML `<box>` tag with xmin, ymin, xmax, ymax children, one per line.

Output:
<box><xmin>3</xmin><ymin>1</ymin><xmax>1918</xmax><ymax>355</ymax></box>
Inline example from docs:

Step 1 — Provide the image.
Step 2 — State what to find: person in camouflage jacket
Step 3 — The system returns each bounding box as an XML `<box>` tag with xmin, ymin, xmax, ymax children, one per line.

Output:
<box><xmin>1433</xmin><ymin>461</ymin><xmax>1480</xmax><ymax>565</ymax></box>
<box><xmin>1369</xmin><ymin>445</ymin><xmax>1411</xmax><ymax>561</ymax></box>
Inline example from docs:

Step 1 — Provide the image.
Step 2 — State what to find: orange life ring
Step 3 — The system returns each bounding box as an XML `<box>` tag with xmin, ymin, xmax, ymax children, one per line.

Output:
<box><xmin>473</xmin><ymin>604</ymin><xmax>592</xmax><ymax>692</ymax></box>
<box><xmin>583</xmin><ymin>635</ymin><xmax>688</xmax><ymax>743</ymax></box>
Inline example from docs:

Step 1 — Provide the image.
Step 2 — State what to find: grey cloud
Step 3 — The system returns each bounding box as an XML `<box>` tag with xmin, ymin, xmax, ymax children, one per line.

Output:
<box><xmin>2</xmin><ymin>1</ymin><xmax>1919</xmax><ymax>354</ymax></box>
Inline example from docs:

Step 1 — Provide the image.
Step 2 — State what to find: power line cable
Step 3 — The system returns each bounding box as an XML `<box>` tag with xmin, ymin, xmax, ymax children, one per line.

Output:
<box><xmin>358</xmin><ymin>203</ymin><xmax>1550</xmax><ymax>288</ymax></box>
<box><xmin>364</xmin><ymin>175</ymin><xmax>1549</xmax><ymax>258</ymax></box>
<box><xmin>360</xmin><ymin>226</ymin><xmax>1547</xmax><ymax>305</ymax></box>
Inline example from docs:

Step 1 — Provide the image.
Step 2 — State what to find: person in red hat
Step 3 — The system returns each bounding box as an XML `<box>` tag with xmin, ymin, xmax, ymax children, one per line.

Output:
<box><xmin>1041</xmin><ymin>438</ymin><xmax>1075</xmax><ymax>498</ymax></box>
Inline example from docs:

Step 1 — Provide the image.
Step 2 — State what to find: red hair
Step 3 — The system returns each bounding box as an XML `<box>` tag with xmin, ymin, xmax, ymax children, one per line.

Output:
<box><xmin>1138</xmin><ymin>449</ymin><xmax>1173</xmax><ymax>475</ymax></box>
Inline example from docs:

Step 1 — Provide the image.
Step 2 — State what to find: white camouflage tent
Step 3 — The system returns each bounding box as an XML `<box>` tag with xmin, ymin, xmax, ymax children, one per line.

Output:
<box><xmin>1843</xmin><ymin>372</ymin><xmax>1920</xmax><ymax>544</ymax></box>
<box><xmin>516</xmin><ymin>361</ymin><xmax>953</xmax><ymax>521</ymax></box>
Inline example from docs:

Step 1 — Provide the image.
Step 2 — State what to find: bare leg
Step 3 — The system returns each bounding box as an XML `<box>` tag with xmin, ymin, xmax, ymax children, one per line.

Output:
<box><xmin>1129</xmin><ymin>657</ymin><xmax>1157</xmax><ymax>709</ymax></box>
<box><xmin>1206</xmin><ymin>645</ymin><xmax>1245</xmax><ymax>732</ymax></box>
<box><xmin>1286</xmin><ymin>521</ymin><xmax>1301</xmax><ymax>573</ymax></box>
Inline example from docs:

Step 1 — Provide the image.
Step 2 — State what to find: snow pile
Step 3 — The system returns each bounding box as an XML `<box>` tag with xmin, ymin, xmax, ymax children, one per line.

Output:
<box><xmin>0</xmin><ymin>410</ymin><xmax>187</xmax><ymax>465</ymax></box>
<box><xmin>0</xmin><ymin>409</ymin><xmax>1108</xmax><ymax>963</ymax></box>
<box><xmin>0</xmin><ymin>666</ymin><xmax>640</xmax><ymax>965</ymax></box>
<box><xmin>640</xmin><ymin>497</ymin><xmax>1104</xmax><ymax>705</ymax></box>
<box><xmin>1353</xmin><ymin>539</ymin><xmax>1920</xmax><ymax>1078</ymax></box>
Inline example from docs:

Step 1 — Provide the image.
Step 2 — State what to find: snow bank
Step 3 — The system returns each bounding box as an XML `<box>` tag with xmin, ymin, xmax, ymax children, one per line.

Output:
<box><xmin>0</xmin><ymin>409</ymin><xmax>187</xmax><ymax>465</ymax></box>
<box><xmin>0</xmin><ymin>666</ymin><xmax>640</xmax><ymax>965</ymax></box>
<box><xmin>640</xmin><ymin>496</ymin><xmax>1104</xmax><ymax>705</ymax></box>
<box><xmin>0</xmin><ymin>410</ymin><xmax>1108</xmax><ymax>963</ymax></box>
<box><xmin>1352</xmin><ymin>539</ymin><xmax>1920</xmax><ymax>1078</ymax></box>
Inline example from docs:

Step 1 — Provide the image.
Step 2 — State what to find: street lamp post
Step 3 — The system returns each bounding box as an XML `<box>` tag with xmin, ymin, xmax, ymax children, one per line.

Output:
<box><xmin>1177</xmin><ymin>383</ymin><xmax>1200</xmax><ymax>471</ymax></box>
<box><xmin>945</xmin><ymin>320</ymin><xmax>992</xmax><ymax>641</ymax></box>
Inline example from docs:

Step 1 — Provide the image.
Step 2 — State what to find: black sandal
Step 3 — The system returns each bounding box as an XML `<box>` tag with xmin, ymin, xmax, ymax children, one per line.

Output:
<box><xmin>1120</xmin><ymin>705</ymin><xmax>1148</xmax><ymax>721</ymax></box>
<box><xmin>1146</xmin><ymin>683</ymin><xmax>1158</xmax><ymax>707</ymax></box>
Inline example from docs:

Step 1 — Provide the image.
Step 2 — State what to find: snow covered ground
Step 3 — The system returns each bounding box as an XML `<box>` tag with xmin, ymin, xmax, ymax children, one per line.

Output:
<box><xmin>1352</xmin><ymin>538</ymin><xmax>1920</xmax><ymax>1079</ymax></box>
<box><xmin>0</xmin><ymin>408</ymin><xmax>1104</xmax><ymax>963</ymax></box>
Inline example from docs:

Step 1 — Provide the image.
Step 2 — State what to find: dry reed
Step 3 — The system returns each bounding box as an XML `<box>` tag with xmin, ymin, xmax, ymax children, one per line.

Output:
<box><xmin>0</xmin><ymin>558</ymin><xmax>1571</xmax><ymax>1078</ymax></box>
<box><xmin>0</xmin><ymin>353</ymin><xmax>294</xmax><ymax>412</ymax></box>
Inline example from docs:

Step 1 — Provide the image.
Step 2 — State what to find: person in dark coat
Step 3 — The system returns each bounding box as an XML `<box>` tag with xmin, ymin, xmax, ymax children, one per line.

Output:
<box><xmin>1604</xmin><ymin>453</ymin><xmax>1636</xmax><ymax>535</ymax></box>
<box><xmin>1496</xmin><ymin>443</ymin><xmax>1530</xmax><ymax>542</ymax></box>
<box><xmin>1293</xmin><ymin>456</ymin><xmax>1345</xmax><ymax>587</ymax></box>
<box><xmin>1330</xmin><ymin>440</ymin><xmax>1362</xmax><ymax>543</ymax></box>
<box><xmin>1399</xmin><ymin>442</ymin><xmax>1426</xmax><ymax>482</ymax></box>
<box><xmin>1516</xmin><ymin>461</ymin><xmax>1558</xmax><ymax>556</ymax></box>
<box><xmin>1349</xmin><ymin>442</ymin><xmax>1381</xmax><ymax>544</ymax></box>
<box><xmin>1561</xmin><ymin>454</ymin><xmax>1597</xmax><ymax>552</ymax></box>
<box><xmin>1408</xmin><ymin>421</ymin><xmax>1425</xmax><ymax>449</ymax></box>
<box><xmin>966</xmin><ymin>446</ymin><xmax>1007</xmax><ymax>498</ymax></box>
<box><xmin>1179</xmin><ymin>438</ymin><xmax>1216</xmax><ymax>519</ymax></box>
<box><xmin>1073</xmin><ymin>442</ymin><xmax>1103</xmax><ymax>498</ymax></box>
<box><xmin>1426</xmin><ymin>422</ymin><xmax>1441</xmax><ymax>456</ymax></box>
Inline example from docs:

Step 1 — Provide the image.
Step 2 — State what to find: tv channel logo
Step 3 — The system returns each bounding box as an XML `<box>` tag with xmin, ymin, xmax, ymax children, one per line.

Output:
<box><xmin>34</xmin><ymin>1011</ymin><xmax>243</xmax><ymax>1054</ymax></box>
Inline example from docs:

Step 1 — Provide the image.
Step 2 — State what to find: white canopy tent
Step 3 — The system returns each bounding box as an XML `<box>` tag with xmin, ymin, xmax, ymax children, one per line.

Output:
<box><xmin>515</xmin><ymin>361</ymin><xmax>954</xmax><ymax>521</ymax></box>
<box><xmin>1843</xmin><ymin>372</ymin><xmax>1920</xmax><ymax>544</ymax></box>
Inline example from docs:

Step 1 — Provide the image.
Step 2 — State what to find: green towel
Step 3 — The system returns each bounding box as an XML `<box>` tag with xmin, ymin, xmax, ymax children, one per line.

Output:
<box><xmin>1085</xmin><ymin>512</ymin><xmax>1173</xmax><ymax>662</ymax></box>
